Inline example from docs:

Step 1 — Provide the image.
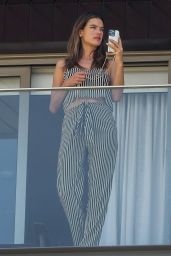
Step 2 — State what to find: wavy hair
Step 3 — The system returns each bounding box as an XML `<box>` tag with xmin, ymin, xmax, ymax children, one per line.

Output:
<box><xmin>65</xmin><ymin>12</ymin><xmax>107</xmax><ymax>69</ymax></box>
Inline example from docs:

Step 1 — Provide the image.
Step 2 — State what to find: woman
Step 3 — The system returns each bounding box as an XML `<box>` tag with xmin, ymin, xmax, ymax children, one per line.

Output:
<box><xmin>49</xmin><ymin>12</ymin><xmax>124</xmax><ymax>247</ymax></box>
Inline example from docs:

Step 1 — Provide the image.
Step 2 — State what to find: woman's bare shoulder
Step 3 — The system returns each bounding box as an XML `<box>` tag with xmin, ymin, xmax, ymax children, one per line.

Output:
<box><xmin>56</xmin><ymin>58</ymin><xmax>66</xmax><ymax>69</ymax></box>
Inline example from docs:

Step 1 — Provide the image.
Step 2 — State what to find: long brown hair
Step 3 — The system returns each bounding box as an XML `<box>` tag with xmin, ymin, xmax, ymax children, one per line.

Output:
<box><xmin>65</xmin><ymin>12</ymin><xmax>107</xmax><ymax>69</ymax></box>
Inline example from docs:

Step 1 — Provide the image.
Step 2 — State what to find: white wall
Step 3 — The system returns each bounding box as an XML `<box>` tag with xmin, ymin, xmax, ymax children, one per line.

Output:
<box><xmin>31</xmin><ymin>66</ymin><xmax>168</xmax><ymax>90</ymax></box>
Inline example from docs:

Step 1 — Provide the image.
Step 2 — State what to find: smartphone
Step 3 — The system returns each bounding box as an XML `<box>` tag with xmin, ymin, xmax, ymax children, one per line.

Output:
<box><xmin>108</xmin><ymin>29</ymin><xmax>120</xmax><ymax>52</ymax></box>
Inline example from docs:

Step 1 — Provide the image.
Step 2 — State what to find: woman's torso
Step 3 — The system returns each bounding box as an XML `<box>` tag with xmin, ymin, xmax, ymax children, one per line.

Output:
<box><xmin>63</xmin><ymin>66</ymin><xmax>113</xmax><ymax>111</ymax></box>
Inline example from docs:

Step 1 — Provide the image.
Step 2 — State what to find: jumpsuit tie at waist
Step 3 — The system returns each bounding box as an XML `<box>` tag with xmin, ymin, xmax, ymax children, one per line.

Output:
<box><xmin>74</xmin><ymin>102</ymin><xmax>92</xmax><ymax>137</ymax></box>
<box><xmin>65</xmin><ymin>98</ymin><xmax>105</xmax><ymax>137</ymax></box>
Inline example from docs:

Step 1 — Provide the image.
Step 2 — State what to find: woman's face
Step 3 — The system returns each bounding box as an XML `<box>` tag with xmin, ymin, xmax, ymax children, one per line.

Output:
<box><xmin>79</xmin><ymin>18</ymin><xmax>104</xmax><ymax>48</ymax></box>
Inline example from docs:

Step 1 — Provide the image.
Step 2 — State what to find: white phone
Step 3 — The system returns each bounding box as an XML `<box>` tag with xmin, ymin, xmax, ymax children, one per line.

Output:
<box><xmin>108</xmin><ymin>29</ymin><xmax>120</xmax><ymax>52</ymax></box>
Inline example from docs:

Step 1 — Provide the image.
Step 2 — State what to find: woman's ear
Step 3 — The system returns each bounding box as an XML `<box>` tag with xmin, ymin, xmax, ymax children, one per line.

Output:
<box><xmin>79</xmin><ymin>29</ymin><xmax>83</xmax><ymax>37</ymax></box>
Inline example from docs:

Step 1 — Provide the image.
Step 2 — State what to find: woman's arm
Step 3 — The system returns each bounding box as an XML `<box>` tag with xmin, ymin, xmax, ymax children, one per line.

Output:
<box><xmin>107</xmin><ymin>38</ymin><xmax>124</xmax><ymax>101</ymax></box>
<box><xmin>49</xmin><ymin>59</ymin><xmax>67</xmax><ymax>113</ymax></box>
<box><xmin>49</xmin><ymin>59</ymin><xmax>86</xmax><ymax>113</ymax></box>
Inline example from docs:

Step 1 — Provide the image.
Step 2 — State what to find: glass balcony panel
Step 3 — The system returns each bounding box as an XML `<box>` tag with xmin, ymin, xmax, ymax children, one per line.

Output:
<box><xmin>0</xmin><ymin>85</ymin><xmax>171</xmax><ymax>248</ymax></box>
<box><xmin>0</xmin><ymin>92</ymin><xmax>19</xmax><ymax>244</ymax></box>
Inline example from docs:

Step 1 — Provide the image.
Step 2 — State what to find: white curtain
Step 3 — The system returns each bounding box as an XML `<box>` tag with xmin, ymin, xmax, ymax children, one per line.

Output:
<box><xmin>100</xmin><ymin>91</ymin><xmax>171</xmax><ymax>246</ymax></box>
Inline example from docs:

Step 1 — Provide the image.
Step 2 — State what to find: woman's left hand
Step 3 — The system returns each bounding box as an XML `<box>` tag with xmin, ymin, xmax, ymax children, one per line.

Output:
<box><xmin>106</xmin><ymin>38</ymin><xmax>123</xmax><ymax>61</ymax></box>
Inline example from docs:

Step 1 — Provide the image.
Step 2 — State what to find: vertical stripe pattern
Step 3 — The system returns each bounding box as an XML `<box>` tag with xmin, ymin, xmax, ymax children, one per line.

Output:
<box><xmin>56</xmin><ymin>67</ymin><xmax>118</xmax><ymax>246</ymax></box>
<box><xmin>63</xmin><ymin>67</ymin><xmax>113</xmax><ymax>112</ymax></box>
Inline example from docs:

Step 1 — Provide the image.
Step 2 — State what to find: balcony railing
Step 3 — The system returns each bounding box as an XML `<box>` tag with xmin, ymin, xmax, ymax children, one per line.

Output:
<box><xmin>0</xmin><ymin>85</ymin><xmax>171</xmax><ymax>248</ymax></box>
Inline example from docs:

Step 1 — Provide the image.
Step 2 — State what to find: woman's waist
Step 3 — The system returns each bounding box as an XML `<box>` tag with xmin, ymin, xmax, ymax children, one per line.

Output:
<box><xmin>64</xmin><ymin>97</ymin><xmax>105</xmax><ymax>112</ymax></box>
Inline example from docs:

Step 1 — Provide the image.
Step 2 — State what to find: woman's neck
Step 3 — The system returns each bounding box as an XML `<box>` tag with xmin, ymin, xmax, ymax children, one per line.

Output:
<box><xmin>79</xmin><ymin>49</ymin><xmax>94</xmax><ymax>69</ymax></box>
<box><xmin>78</xmin><ymin>57</ymin><xmax>93</xmax><ymax>69</ymax></box>
<box><xmin>81</xmin><ymin>43</ymin><xmax>95</xmax><ymax>58</ymax></box>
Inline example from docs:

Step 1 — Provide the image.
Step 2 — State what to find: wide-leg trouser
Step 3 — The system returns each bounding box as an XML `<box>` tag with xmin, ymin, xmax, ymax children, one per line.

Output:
<box><xmin>57</xmin><ymin>102</ymin><xmax>118</xmax><ymax>246</ymax></box>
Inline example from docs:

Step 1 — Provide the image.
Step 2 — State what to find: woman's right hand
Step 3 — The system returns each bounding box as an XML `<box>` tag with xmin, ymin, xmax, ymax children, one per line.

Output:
<box><xmin>62</xmin><ymin>71</ymin><xmax>86</xmax><ymax>87</ymax></box>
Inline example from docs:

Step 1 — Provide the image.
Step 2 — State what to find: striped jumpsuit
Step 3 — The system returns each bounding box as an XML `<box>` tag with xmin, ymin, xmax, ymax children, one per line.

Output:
<box><xmin>57</xmin><ymin>66</ymin><xmax>118</xmax><ymax>247</ymax></box>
